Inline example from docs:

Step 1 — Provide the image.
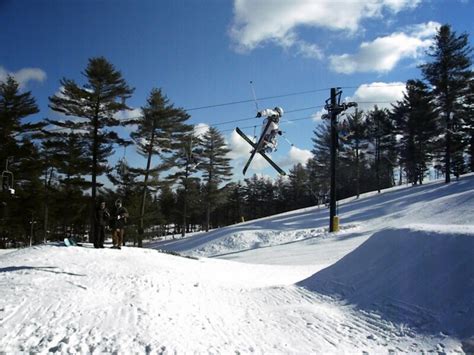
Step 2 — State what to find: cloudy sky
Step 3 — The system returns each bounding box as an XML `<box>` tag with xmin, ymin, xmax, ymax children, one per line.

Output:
<box><xmin>1</xmin><ymin>0</ymin><xmax>473</xmax><ymax>180</ymax></box>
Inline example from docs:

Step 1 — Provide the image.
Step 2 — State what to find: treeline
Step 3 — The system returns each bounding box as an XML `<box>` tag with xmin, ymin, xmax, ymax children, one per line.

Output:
<box><xmin>1</xmin><ymin>24</ymin><xmax>473</xmax><ymax>247</ymax></box>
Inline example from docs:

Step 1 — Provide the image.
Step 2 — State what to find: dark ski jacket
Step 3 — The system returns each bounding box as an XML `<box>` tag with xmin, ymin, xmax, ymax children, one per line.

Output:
<box><xmin>95</xmin><ymin>207</ymin><xmax>110</xmax><ymax>227</ymax></box>
<box><xmin>111</xmin><ymin>206</ymin><xmax>129</xmax><ymax>229</ymax></box>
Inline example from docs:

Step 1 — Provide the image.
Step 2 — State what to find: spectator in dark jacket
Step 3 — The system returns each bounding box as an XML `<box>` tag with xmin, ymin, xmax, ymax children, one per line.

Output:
<box><xmin>94</xmin><ymin>201</ymin><xmax>110</xmax><ymax>248</ymax></box>
<box><xmin>111</xmin><ymin>199</ymin><xmax>128</xmax><ymax>249</ymax></box>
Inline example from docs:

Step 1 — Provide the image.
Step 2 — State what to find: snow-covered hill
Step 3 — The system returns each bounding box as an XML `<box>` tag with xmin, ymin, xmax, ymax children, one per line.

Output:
<box><xmin>1</xmin><ymin>175</ymin><xmax>473</xmax><ymax>353</ymax></box>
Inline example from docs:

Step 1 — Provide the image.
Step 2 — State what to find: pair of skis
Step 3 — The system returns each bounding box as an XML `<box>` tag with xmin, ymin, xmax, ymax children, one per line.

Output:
<box><xmin>236</xmin><ymin>123</ymin><xmax>286</xmax><ymax>176</ymax></box>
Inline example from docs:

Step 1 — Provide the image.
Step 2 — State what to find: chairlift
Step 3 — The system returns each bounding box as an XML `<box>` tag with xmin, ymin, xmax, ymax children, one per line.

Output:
<box><xmin>118</xmin><ymin>157</ymin><xmax>128</xmax><ymax>175</ymax></box>
<box><xmin>2</xmin><ymin>159</ymin><xmax>15</xmax><ymax>195</ymax></box>
<box><xmin>118</xmin><ymin>146</ymin><xmax>128</xmax><ymax>175</ymax></box>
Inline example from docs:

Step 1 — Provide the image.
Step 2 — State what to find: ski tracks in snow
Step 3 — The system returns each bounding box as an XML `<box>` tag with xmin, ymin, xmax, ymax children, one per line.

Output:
<box><xmin>0</xmin><ymin>245</ymin><xmax>460</xmax><ymax>353</ymax></box>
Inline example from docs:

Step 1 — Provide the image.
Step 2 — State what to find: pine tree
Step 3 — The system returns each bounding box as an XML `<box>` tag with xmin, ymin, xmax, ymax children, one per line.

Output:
<box><xmin>199</xmin><ymin>127</ymin><xmax>233</xmax><ymax>232</ymax></box>
<box><xmin>130</xmin><ymin>88</ymin><xmax>191</xmax><ymax>245</ymax></box>
<box><xmin>462</xmin><ymin>78</ymin><xmax>474</xmax><ymax>172</ymax></box>
<box><xmin>366</xmin><ymin>107</ymin><xmax>397</xmax><ymax>192</ymax></box>
<box><xmin>287</xmin><ymin>163</ymin><xmax>312</xmax><ymax>210</ymax></box>
<box><xmin>48</xmin><ymin>57</ymin><xmax>134</xmax><ymax>241</ymax></box>
<box><xmin>0</xmin><ymin>75</ymin><xmax>41</xmax><ymax>154</ymax></box>
<box><xmin>421</xmin><ymin>24</ymin><xmax>473</xmax><ymax>183</ymax></box>
<box><xmin>40</xmin><ymin>131</ymin><xmax>90</xmax><ymax>240</ymax></box>
<box><xmin>0</xmin><ymin>75</ymin><xmax>42</xmax><ymax>245</ymax></box>
<box><xmin>339</xmin><ymin>109</ymin><xmax>369</xmax><ymax>198</ymax></box>
<box><xmin>392</xmin><ymin>80</ymin><xmax>439</xmax><ymax>184</ymax></box>
<box><xmin>165</xmin><ymin>133</ymin><xmax>202</xmax><ymax>236</ymax></box>
<box><xmin>307</xmin><ymin>121</ymin><xmax>331</xmax><ymax>200</ymax></box>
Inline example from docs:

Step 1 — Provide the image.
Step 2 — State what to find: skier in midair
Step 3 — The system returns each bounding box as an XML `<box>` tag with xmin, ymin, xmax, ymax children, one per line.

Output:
<box><xmin>256</xmin><ymin>106</ymin><xmax>284</xmax><ymax>153</ymax></box>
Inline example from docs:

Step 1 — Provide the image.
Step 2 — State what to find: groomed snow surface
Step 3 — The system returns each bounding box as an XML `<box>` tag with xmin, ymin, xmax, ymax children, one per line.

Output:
<box><xmin>1</xmin><ymin>175</ymin><xmax>474</xmax><ymax>353</ymax></box>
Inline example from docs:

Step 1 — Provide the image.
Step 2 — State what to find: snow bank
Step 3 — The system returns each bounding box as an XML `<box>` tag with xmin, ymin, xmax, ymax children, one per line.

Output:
<box><xmin>152</xmin><ymin>174</ymin><xmax>474</xmax><ymax>263</ymax></box>
<box><xmin>298</xmin><ymin>224</ymin><xmax>474</xmax><ymax>338</ymax></box>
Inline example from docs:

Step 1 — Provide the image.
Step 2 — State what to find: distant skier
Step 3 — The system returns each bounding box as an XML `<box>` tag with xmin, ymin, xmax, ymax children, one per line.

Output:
<box><xmin>256</xmin><ymin>106</ymin><xmax>283</xmax><ymax>153</ymax></box>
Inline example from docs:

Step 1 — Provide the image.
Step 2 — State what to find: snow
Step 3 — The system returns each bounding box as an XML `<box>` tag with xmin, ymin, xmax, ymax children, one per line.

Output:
<box><xmin>1</xmin><ymin>174</ymin><xmax>474</xmax><ymax>353</ymax></box>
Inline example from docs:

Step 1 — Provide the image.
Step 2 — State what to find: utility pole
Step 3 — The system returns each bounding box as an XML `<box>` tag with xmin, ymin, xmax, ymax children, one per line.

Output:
<box><xmin>323</xmin><ymin>88</ymin><xmax>357</xmax><ymax>232</ymax></box>
<box><xmin>329</xmin><ymin>88</ymin><xmax>338</xmax><ymax>232</ymax></box>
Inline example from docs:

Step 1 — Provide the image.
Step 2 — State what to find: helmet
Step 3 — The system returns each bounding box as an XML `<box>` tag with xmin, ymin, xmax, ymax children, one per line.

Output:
<box><xmin>274</xmin><ymin>107</ymin><xmax>284</xmax><ymax>116</ymax></box>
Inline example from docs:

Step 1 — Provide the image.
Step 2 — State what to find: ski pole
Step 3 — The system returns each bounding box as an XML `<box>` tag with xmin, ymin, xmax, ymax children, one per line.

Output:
<box><xmin>281</xmin><ymin>132</ymin><xmax>294</xmax><ymax>147</ymax></box>
<box><xmin>250</xmin><ymin>81</ymin><xmax>259</xmax><ymax>112</ymax></box>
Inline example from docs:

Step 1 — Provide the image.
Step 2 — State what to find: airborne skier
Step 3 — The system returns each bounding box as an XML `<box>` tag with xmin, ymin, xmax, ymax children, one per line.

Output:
<box><xmin>256</xmin><ymin>106</ymin><xmax>284</xmax><ymax>153</ymax></box>
<box><xmin>235</xmin><ymin>106</ymin><xmax>286</xmax><ymax>176</ymax></box>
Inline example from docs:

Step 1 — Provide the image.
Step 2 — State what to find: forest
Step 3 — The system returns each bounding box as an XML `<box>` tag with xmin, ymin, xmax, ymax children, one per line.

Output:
<box><xmin>1</xmin><ymin>24</ymin><xmax>473</xmax><ymax>248</ymax></box>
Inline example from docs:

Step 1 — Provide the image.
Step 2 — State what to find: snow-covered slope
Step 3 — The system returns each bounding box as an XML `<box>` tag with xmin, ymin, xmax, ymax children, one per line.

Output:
<box><xmin>299</xmin><ymin>224</ymin><xmax>474</xmax><ymax>339</ymax></box>
<box><xmin>152</xmin><ymin>174</ymin><xmax>474</xmax><ymax>264</ymax></box>
<box><xmin>1</xmin><ymin>175</ymin><xmax>473</xmax><ymax>353</ymax></box>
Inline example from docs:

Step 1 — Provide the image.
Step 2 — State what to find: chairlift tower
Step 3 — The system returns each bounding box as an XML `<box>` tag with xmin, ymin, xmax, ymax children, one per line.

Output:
<box><xmin>323</xmin><ymin>89</ymin><xmax>357</xmax><ymax>232</ymax></box>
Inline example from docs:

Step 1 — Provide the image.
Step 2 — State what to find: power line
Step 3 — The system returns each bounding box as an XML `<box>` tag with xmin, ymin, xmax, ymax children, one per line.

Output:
<box><xmin>185</xmin><ymin>87</ymin><xmax>332</xmax><ymax>111</ymax></box>
<box><xmin>211</xmin><ymin>105</ymin><xmax>325</xmax><ymax>127</ymax></box>
<box><xmin>42</xmin><ymin>100</ymin><xmax>398</xmax><ymax>134</ymax></box>
<box><xmin>114</xmin><ymin>82</ymin><xmax>408</xmax><ymax>119</ymax></box>
<box><xmin>218</xmin><ymin>100</ymin><xmax>400</xmax><ymax>133</ymax></box>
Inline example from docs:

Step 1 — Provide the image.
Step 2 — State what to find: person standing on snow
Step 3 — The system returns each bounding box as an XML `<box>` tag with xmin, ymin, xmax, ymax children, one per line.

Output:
<box><xmin>256</xmin><ymin>106</ymin><xmax>283</xmax><ymax>153</ymax></box>
<box><xmin>94</xmin><ymin>200</ymin><xmax>110</xmax><ymax>249</ymax></box>
<box><xmin>110</xmin><ymin>199</ymin><xmax>128</xmax><ymax>249</ymax></box>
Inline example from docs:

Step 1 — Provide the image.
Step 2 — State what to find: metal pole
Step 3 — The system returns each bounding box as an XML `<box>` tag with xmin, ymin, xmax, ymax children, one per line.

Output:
<box><xmin>329</xmin><ymin>88</ymin><xmax>337</xmax><ymax>232</ymax></box>
<box><xmin>30</xmin><ymin>219</ymin><xmax>34</xmax><ymax>247</ymax></box>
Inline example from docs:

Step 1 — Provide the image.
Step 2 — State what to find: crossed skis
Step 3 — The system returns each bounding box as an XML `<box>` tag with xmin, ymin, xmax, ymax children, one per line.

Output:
<box><xmin>236</xmin><ymin>122</ymin><xmax>286</xmax><ymax>176</ymax></box>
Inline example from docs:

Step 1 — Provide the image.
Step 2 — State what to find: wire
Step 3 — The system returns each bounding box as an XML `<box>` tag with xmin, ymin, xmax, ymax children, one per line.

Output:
<box><xmin>41</xmin><ymin>80</ymin><xmax>408</xmax><ymax>134</ymax></box>
<box><xmin>185</xmin><ymin>87</ymin><xmax>331</xmax><ymax>112</ymax></box>
<box><xmin>42</xmin><ymin>100</ymin><xmax>397</xmax><ymax>134</ymax></box>
<box><xmin>61</xmin><ymin>82</ymin><xmax>406</xmax><ymax>123</ymax></box>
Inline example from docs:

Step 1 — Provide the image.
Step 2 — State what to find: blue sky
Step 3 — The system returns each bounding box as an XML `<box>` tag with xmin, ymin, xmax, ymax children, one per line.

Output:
<box><xmin>1</xmin><ymin>0</ymin><xmax>473</xmax><ymax>181</ymax></box>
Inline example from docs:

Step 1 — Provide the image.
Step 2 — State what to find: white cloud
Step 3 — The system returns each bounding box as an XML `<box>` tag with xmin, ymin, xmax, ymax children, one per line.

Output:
<box><xmin>193</xmin><ymin>123</ymin><xmax>210</xmax><ymax>138</ymax></box>
<box><xmin>230</xmin><ymin>0</ymin><xmax>421</xmax><ymax>57</ymax></box>
<box><xmin>114</xmin><ymin>108</ymin><xmax>141</xmax><ymax>120</ymax></box>
<box><xmin>311</xmin><ymin>108</ymin><xmax>328</xmax><ymax>122</ymax></box>
<box><xmin>0</xmin><ymin>66</ymin><xmax>46</xmax><ymax>89</ymax></box>
<box><xmin>330</xmin><ymin>21</ymin><xmax>440</xmax><ymax>74</ymax></box>
<box><xmin>288</xmin><ymin>146</ymin><xmax>313</xmax><ymax>166</ymax></box>
<box><xmin>227</xmin><ymin>129</ymin><xmax>270</xmax><ymax>172</ymax></box>
<box><xmin>348</xmin><ymin>82</ymin><xmax>406</xmax><ymax>110</ymax></box>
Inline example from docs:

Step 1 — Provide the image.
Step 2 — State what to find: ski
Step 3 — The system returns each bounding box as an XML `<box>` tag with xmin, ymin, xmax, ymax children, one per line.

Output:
<box><xmin>236</xmin><ymin>127</ymin><xmax>286</xmax><ymax>176</ymax></box>
<box><xmin>241</xmin><ymin>120</ymin><xmax>273</xmax><ymax>175</ymax></box>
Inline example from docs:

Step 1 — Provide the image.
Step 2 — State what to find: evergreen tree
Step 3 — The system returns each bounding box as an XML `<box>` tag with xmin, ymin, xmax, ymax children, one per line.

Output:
<box><xmin>0</xmin><ymin>75</ymin><xmax>41</xmax><ymax>158</ymax></box>
<box><xmin>0</xmin><ymin>75</ymin><xmax>42</xmax><ymax>246</ymax></box>
<box><xmin>421</xmin><ymin>24</ymin><xmax>473</xmax><ymax>183</ymax></box>
<box><xmin>287</xmin><ymin>163</ymin><xmax>312</xmax><ymax>210</ymax></box>
<box><xmin>338</xmin><ymin>109</ymin><xmax>369</xmax><ymax>198</ymax></box>
<box><xmin>366</xmin><ymin>107</ymin><xmax>397</xmax><ymax>192</ymax></box>
<box><xmin>462</xmin><ymin>78</ymin><xmax>474</xmax><ymax>172</ymax></box>
<box><xmin>220</xmin><ymin>182</ymin><xmax>245</xmax><ymax>224</ymax></box>
<box><xmin>199</xmin><ymin>127</ymin><xmax>233</xmax><ymax>232</ymax></box>
<box><xmin>308</xmin><ymin>121</ymin><xmax>331</xmax><ymax>197</ymax></box>
<box><xmin>165</xmin><ymin>134</ymin><xmax>202</xmax><ymax>236</ymax></box>
<box><xmin>40</xmin><ymin>131</ymin><xmax>90</xmax><ymax>240</ymax></box>
<box><xmin>130</xmin><ymin>88</ymin><xmax>191</xmax><ymax>245</ymax></box>
<box><xmin>158</xmin><ymin>184</ymin><xmax>178</xmax><ymax>236</ymax></box>
<box><xmin>48</xmin><ymin>57</ymin><xmax>134</xmax><ymax>241</ymax></box>
<box><xmin>392</xmin><ymin>80</ymin><xmax>439</xmax><ymax>184</ymax></box>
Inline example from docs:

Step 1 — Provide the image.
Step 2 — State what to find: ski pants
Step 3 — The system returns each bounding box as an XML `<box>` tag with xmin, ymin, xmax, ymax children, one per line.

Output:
<box><xmin>94</xmin><ymin>225</ymin><xmax>106</xmax><ymax>248</ymax></box>
<box><xmin>261</xmin><ymin>119</ymin><xmax>279</xmax><ymax>139</ymax></box>
<box><xmin>113</xmin><ymin>228</ymin><xmax>124</xmax><ymax>247</ymax></box>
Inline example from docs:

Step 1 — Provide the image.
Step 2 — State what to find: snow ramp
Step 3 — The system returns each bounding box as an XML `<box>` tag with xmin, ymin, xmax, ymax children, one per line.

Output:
<box><xmin>297</xmin><ymin>224</ymin><xmax>474</xmax><ymax>339</ymax></box>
